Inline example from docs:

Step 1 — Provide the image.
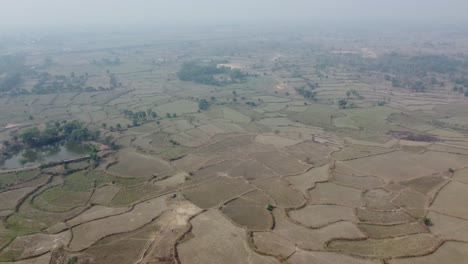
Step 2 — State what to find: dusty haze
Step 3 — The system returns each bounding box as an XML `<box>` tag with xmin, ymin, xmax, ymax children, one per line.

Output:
<box><xmin>1</xmin><ymin>0</ymin><xmax>468</xmax><ymax>31</ymax></box>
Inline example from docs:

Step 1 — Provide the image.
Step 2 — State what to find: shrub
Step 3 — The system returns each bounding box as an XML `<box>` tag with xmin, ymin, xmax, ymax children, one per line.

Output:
<box><xmin>266</xmin><ymin>204</ymin><xmax>275</xmax><ymax>211</ymax></box>
<box><xmin>423</xmin><ymin>217</ymin><xmax>432</xmax><ymax>226</ymax></box>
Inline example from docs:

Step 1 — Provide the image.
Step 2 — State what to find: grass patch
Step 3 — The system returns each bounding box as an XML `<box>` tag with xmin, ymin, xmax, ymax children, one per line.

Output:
<box><xmin>0</xmin><ymin>169</ymin><xmax>39</xmax><ymax>189</ymax></box>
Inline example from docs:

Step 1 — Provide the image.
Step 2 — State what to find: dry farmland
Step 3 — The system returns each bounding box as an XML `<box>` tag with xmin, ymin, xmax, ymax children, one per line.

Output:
<box><xmin>1</xmin><ymin>26</ymin><xmax>468</xmax><ymax>264</ymax></box>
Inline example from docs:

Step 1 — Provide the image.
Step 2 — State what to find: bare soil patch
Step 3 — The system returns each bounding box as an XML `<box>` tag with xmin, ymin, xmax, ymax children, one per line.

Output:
<box><xmin>289</xmin><ymin>250</ymin><xmax>380</xmax><ymax>264</ymax></box>
<box><xmin>182</xmin><ymin>177</ymin><xmax>253</xmax><ymax>209</ymax></box>
<box><xmin>69</xmin><ymin>194</ymin><xmax>171</xmax><ymax>251</ymax></box>
<box><xmin>221</xmin><ymin>190</ymin><xmax>273</xmax><ymax>230</ymax></box>
<box><xmin>288</xmin><ymin>205</ymin><xmax>355</xmax><ymax>228</ymax></box>
<box><xmin>177</xmin><ymin>209</ymin><xmax>279</xmax><ymax>264</ymax></box>
<box><xmin>308</xmin><ymin>182</ymin><xmax>363</xmax><ymax>207</ymax></box>
<box><xmin>328</xmin><ymin>234</ymin><xmax>441</xmax><ymax>258</ymax></box>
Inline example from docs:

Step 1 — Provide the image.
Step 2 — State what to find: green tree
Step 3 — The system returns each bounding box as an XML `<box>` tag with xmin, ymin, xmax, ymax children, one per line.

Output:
<box><xmin>198</xmin><ymin>99</ymin><xmax>210</xmax><ymax>110</ymax></box>
<box><xmin>338</xmin><ymin>99</ymin><xmax>348</xmax><ymax>109</ymax></box>
<box><xmin>19</xmin><ymin>127</ymin><xmax>40</xmax><ymax>145</ymax></box>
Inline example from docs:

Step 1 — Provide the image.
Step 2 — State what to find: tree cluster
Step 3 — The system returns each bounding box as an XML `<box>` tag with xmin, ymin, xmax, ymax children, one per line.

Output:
<box><xmin>198</xmin><ymin>99</ymin><xmax>210</xmax><ymax>110</ymax></box>
<box><xmin>19</xmin><ymin>120</ymin><xmax>99</xmax><ymax>147</ymax></box>
<box><xmin>177</xmin><ymin>60</ymin><xmax>248</xmax><ymax>86</ymax></box>
<box><xmin>122</xmin><ymin>109</ymin><xmax>158</xmax><ymax>126</ymax></box>
<box><xmin>296</xmin><ymin>86</ymin><xmax>317</xmax><ymax>100</ymax></box>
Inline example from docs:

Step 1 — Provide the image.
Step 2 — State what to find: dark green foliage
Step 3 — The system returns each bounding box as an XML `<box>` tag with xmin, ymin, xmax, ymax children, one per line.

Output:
<box><xmin>18</xmin><ymin>121</ymin><xmax>96</xmax><ymax>147</ymax></box>
<box><xmin>198</xmin><ymin>99</ymin><xmax>210</xmax><ymax>110</ymax></box>
<box><xmin>338</xmin><ymin>98</ymin><xmax>349</xmax><ymax>109</ymax></box>
<box><xmin>177</xmin><ymin>60</ymin><xmax>248</xmax><ymax>86</ymax></box>
<box><xmin>67</xmin><ymin>256</ymin><xmax>78</xmax><ymax>264</ymax></box>
<box><xmin>296</xmin><ymin>86</ymin><xmax>317</xmax><ymax>100</ymax></box>
<box><xmin>89</xmin><ymin>149</ymin><xmax>100</xmax><ymax>161</ymax></box>
<box><xmin>30</xmin><ymin>71</ymin><xmax>119</xmax><ymax>95</ymax></box>
<box><xmin>266</xmin><ymin>204</ymin><xmax>275</xmax><ymax>211</ymax></box>
<box><xmin>375</xmin><ymin>53</ymin><xmax>462</xmax><ymax>75</ymax></box>
<box><xmin>319</xmin><ymin>52</ymin><xmax>468</xmax><ymax>92</ymax></box>
<box><xmin>19</xmin><ymin>128</ymin><xmax>41</xmax><ymax>146</ymax></box>
<box><xmin>122</xmin><ymin>109</ymin><xmax>150</xmax><ymax>126</ymax></box>
<box><xmin>423</xmin><ymin>217</ymin><xmax>432</xmax><ymax>226</ymax></box>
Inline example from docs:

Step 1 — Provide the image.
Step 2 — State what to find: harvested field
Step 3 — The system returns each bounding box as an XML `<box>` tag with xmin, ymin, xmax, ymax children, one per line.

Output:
<box><xmin>283</xmin><ymin>141</ymin><xmax>330</xmax><ymax>167</ymax></box>
<box><xmin>227</xmin><ymin>159</ymin><xmax>275</xmax><ymax>180</ymax></box>
<box><xmin>197</xmin><ymin>135</ymin><xmax>253</xmax><ymax>154</ymax></box>
<box><xmin>2</xmin><ymin>24</ymin><xmax>468</xmax><ymax>264</ymax></box>
<box><xmin>221</xmin><ymin>190</ymin><xmax>273</xmax><ymax>230</ymax></box>
<box><xmin>109</xmin><ymin>183</ymin><xmax>162</xmax><ymax>206</ymax></box>
<box><xmin>331</xmin><ymin>145</ymin><xmax>393</xmax><ymax>161</ymax></box>
<box><xmin>328</xmin><ymin>234</ymin><xmax>441</xmax><ymax>258</ymax></box>
<box><xmin>90</xmin><ymin>185</ymin><xmax>121</xmax><ymax>205</ymax></box>
<box><xmin>332</xmin><ymin>174</ymin><xmax>384</xmax><ymax>189</ymax></box>
<box><xmin>430</xmin><ymin>181</ymin><xmax>468</xmax><ymax>219</ymax></box>
<box><xmin>392</xmin><ymin>189</ymin><xmax>428</xmax><ymax>218</ymax></box>
<box><xmin>0</xmin><ymin>231</ymin><xmax>71</xmax><ymax>261</ymax></box>
<box><xmin>356</xmin><ymin>209</ymin><xmax>415</xmax><ymax>224</ymax></box>
<box><xmin>388</xmin><ymin>241</ymin><xmax>468</xmax><ymax>264</ymax></box>
<box><xmin>252</xmin><ymin>178</ymin><xmax>305</xmax><ymax>207</ymax></box>
<box><xmin>358</xmin><ymin>222</ymin><xmax>428</xmax><ymax>238</ymax></box>
<box><xmin>66</xmin><ymin>205</ymin><xmax>129</xmax><ymax>227</ymax></box>
<box><xmin>0</xmin><ymin>187</ymin><xmax>34</xmax><ymax>210</ymax></box>
<box><xmin>254</xmin><ymin>134</ymin><xmax>301</xmax><ymax>148</ymax></box>
<box><xmin>288</xmin><ymin>250</ymin><xmax>380</xmax><ymax>264</ymax></box>
<box><xmin>182</xmin><ymin>177</ymin><xmax>253</xmax><ymax>209</ymax></box>
<box><xmin>308</xmin><ymin>182</ymin><xmax>363</xmax><ymax>207</ymax></box>
<box><xmin>69</xmin><ymin>194</ymin><xmax>171</xmax><ymax>251</ymax></box>
<box><xmin>427</xmin><ymin>211</ymin><xmax>468</xmax><ymax>241</ymax></box>
<box><xmin>400</xmin><ymin>175</ymin><xmax>447</xmax><ymax>195</ymax></box>
<box><xmin>81</xmin><ymin>201</ymin><xmax>201</xmax><ymax>264</ymax></box>
<box><xmin>252</xmin><ymin>232</ymin><xmax>296</xmax><ymax>258</ymax></box>
<box><xmin>108</xmin><ymin>150</ymin><xmax>175</xmax><ymax>178</ymax></box>
<box><xmin>0</xmin><ymin>253</ymin><xmax>51</xmax><ymax>264</ymax></box>
<box><xmin>284</xmin><ymin>164</ymin><xmax>329</xmax><ymax>196</ymax></box>
<box><xmin>272</xmin><ymin>209</ymin><xmax>365</xmax><ymax>250</ymax></box>
<box><xmin>288</xmin><ymin>205</ymin><xmax>355</xmax><ymax>228</ymax></box>
<box><xmin>341</xmin><ymin>151</ymin><xmax>468</xmax><ymax>181</ymax></box>
<box><xmin>362</xmin><ymin>189</ymin><xmax>398</xmax><ymax>210</ymax></box>
<box><xmin>177</xmin><ymin>210</ymin><xmax>279</xmax><ymax>264</ymax></box>
<box><xmin>250</xmin><ymin>151</ymin><xmax>310</xmax><ymax>176</ymax></box>
<box><xmin>154</xmin><ymin>100</ymin><xmax>198</xmax><ymax>116</ymax></box>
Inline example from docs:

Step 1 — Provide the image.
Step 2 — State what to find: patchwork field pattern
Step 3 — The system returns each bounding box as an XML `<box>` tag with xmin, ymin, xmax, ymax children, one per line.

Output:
<box><xmin>1</xmin><ymin>28</ymin><xmax>468</xmax><ymax>264</ymax></box>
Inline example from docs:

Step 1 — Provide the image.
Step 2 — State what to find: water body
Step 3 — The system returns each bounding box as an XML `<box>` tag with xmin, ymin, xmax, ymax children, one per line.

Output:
<box><xmin>0</xmin><ymin>141</ymin><xmax>92</xmax><ymax>169</ymax></box>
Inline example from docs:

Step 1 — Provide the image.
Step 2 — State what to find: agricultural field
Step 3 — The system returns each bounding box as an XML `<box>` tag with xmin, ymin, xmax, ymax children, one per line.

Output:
<box><xmin>1</xmin><ymin>25</ymin><xmax>468</xmax><ymax>264</ymax></box>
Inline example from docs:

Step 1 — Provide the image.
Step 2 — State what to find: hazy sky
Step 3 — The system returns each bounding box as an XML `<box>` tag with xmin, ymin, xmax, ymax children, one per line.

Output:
<box><xmin>1</xmin><ymin>0</ymin><xmax>468</xmax><ymax>30</ymax></box>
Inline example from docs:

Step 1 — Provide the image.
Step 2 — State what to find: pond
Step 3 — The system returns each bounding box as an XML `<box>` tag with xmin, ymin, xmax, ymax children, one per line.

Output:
<box><xmin>0</xmin><ymin>141</ymin><xmax>92</xmax><ymax>169</ymax></box>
